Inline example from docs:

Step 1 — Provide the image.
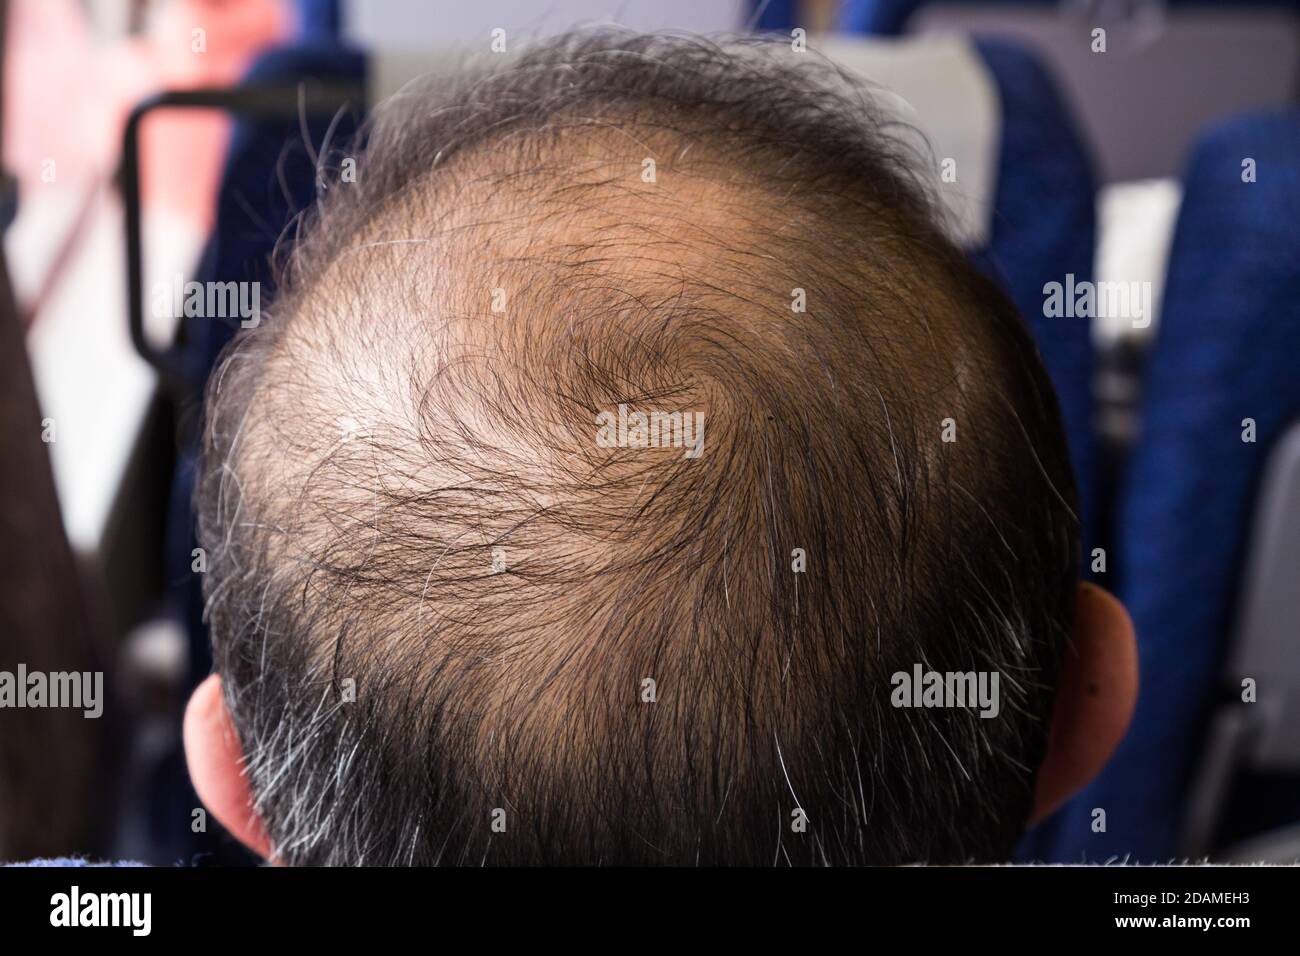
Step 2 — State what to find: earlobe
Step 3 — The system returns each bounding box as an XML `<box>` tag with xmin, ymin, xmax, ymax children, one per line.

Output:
<box><xmin>183</xmin><ymin>673</ymin><xmax>275</xmax><ymax>861</ymax></box>
<box><xmin>1029</xmin><ymin>582</ymin><xmax>1138</xmax><ymax>825</ymax></box>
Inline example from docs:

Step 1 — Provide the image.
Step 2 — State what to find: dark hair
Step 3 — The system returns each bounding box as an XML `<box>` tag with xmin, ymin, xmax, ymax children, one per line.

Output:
<box><xmin>197</xmin><ymin>29</ymin><xmax>1079</xmax><ymax>865</ymax></box>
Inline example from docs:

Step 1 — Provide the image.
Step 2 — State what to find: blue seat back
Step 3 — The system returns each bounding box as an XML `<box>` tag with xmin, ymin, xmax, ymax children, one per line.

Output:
<box><xmin>1041</xmin><ymin>111</ymin><xmax>1300</xmax><ymax>860</ymax></box>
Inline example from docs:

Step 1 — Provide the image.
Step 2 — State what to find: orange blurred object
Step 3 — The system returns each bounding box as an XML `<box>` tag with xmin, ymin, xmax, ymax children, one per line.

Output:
<box><xmin>3</xmin><ymin>0</ymin><xmax>292</xmax><ymax>237</ymax></box>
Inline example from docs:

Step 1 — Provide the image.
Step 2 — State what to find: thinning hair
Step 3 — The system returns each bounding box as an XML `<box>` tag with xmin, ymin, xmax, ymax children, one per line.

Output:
<box><xmin>197</xmin><ymin>30</ymin><xmax>1079</xmax><ymax>865</ymax></box>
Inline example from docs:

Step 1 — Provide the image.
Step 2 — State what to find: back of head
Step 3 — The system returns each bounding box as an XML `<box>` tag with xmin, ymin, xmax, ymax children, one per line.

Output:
<box><xmin>198</xmin><ymin>30</ymin><xmax>1079</xmax><ymax>865</ymax></box>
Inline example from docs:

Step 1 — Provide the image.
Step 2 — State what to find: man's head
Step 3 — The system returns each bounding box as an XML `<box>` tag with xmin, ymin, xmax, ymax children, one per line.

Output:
<box><xmin>185</xmin><ymin>31</ymin><xmax>1136</xmax><ymax>865</ymax></box>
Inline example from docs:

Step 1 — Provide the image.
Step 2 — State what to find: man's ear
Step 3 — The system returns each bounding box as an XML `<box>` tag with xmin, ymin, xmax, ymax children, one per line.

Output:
<box><xmin>183</xmin><ymin>673</ymin><xmax>275</xmax><ymax>861</ymax></box>
<box><xmin>1029</xmin><ymin>582</ymin><xmax>1138</xmax><ymax>825</ymax></box>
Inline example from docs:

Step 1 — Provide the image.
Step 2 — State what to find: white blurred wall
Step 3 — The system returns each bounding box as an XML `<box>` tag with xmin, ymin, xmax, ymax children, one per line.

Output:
<box><xmin>343</xmin><ymin>0</ymin><xmax>750</xmax><ymax>51</ymax></box>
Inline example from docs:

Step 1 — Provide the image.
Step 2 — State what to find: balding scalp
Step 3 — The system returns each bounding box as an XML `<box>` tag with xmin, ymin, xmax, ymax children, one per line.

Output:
<box><xmin>198</xmin><ymin>29</ymin><xmax>1078</xmax><ymax>865</ymax></box>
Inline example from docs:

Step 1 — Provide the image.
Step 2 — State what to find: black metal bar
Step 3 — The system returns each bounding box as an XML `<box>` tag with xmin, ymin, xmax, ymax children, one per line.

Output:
<box><xmin>0</xmin><ymin>0</ymin><xmax>14</xmax><ymax>234</ymax></box>
<box><xmin>119</xmin><ymin>81</ymin><xmax>365</xmax><ymax>397</ymax></box>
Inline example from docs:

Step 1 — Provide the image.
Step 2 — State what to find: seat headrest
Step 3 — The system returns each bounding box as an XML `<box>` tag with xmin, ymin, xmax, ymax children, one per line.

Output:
<box><xmin>810</xmin><ymin>34</ymin><xmax>1000</xmax><ymax>248</ymax></box>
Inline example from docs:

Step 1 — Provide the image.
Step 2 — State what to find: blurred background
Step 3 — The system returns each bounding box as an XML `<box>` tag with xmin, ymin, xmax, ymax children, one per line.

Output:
<box><xmin>0</xmin><ymin>0</ymin><xmax>1297</xmax><ymax>865</ymax></box>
